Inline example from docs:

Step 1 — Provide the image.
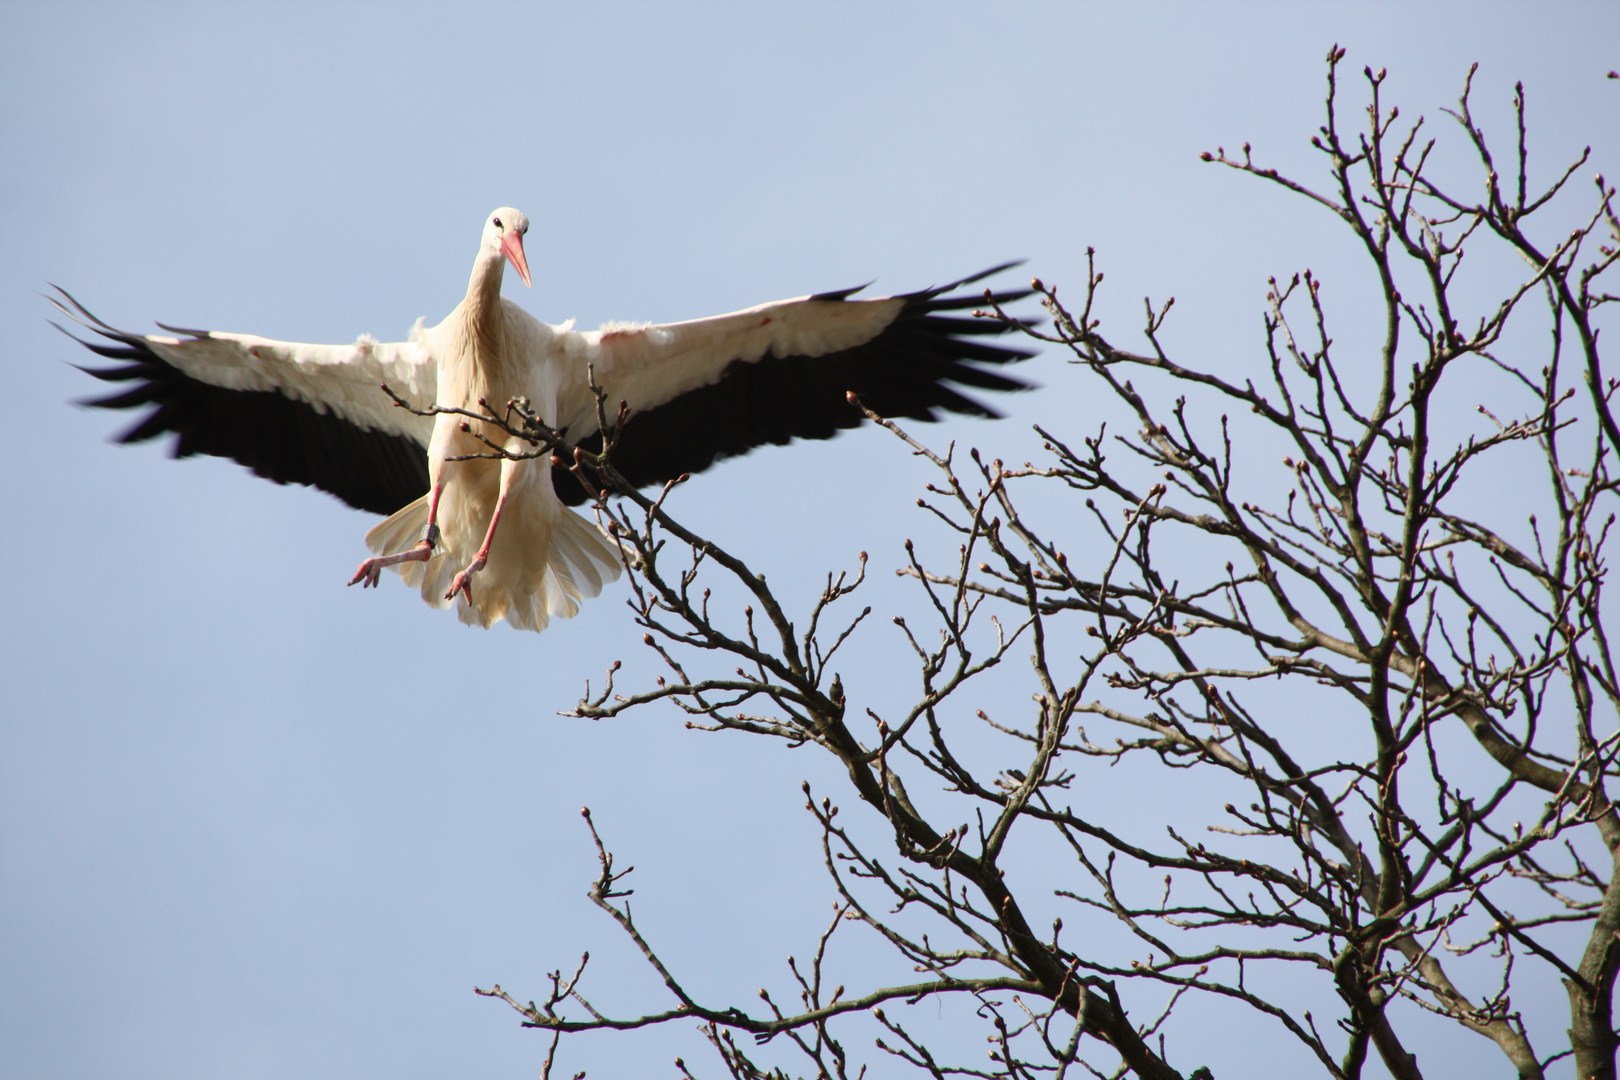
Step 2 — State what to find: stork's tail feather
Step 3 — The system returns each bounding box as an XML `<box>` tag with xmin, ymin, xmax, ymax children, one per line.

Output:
<box><xmin>363</xmin><ymin>498</ymin><xmax>622</xmax><ymax>632</ymax></box>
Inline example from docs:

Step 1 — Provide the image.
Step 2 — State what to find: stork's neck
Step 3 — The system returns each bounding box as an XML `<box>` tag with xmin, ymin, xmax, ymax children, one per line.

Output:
<box><xmin>465</xmin><ymin>247</ymin><xmax>507</xmax><ymax>318</ymax></box>
<box><xmin>459</xmin><ymin>247</ymin><xmax>508</xmax><ymax>375</ymax></box>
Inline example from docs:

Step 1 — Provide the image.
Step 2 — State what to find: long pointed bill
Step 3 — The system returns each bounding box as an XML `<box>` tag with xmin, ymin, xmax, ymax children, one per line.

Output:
<box><xmin>500</xmin><ymin>231</ymin><xmax>532</xmax><ymax>288</ymax></box>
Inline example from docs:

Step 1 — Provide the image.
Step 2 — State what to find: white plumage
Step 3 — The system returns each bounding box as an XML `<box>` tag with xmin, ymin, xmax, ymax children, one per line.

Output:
<box><xmin>57</xmin><ymin>207</ymin><xmax>1033</xmax><ymax>632</ymax></box>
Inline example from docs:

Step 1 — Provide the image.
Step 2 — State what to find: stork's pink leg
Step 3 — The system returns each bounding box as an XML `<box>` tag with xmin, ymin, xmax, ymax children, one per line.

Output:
<box><xmin>446</xmin><ymin>485</ymin><xmax>511</xmax><ymax>604</ymax></box>
<box><xmin>349</xmin><ymin>483</ymin><xmax>444</xmax><ymax>589</ymax></box>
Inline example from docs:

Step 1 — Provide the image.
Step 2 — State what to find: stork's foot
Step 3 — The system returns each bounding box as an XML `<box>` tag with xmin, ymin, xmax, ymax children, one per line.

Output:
<box><xmin>446</xmin><ymin>554</ymin><xmax>487</xmax><ymax>604</ymax></box>
<box><xmin>348</xmin><ymin>540</ymin><xmax>433</xmax><ymax>588</ymax></box>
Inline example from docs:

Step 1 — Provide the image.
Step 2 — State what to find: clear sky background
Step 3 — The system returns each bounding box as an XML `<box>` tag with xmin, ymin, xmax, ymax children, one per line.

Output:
<box><xmin>2</xmin><ymin>4</ymin><xmax>1616</xmax><ymax>1079</ymax></box>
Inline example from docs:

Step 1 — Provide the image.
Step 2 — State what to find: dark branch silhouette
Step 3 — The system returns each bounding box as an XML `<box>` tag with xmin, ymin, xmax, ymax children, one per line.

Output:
<box><xmin>465</xmin><ymin>48</ymin><xmax>1618</xmax><ymax>1080</ymax></box>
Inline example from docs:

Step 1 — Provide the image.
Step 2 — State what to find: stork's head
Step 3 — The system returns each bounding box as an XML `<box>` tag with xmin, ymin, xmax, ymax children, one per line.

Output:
<box><xmin>483</xmin><ymin>207</ymin><xmax>532</xmax><ymax>288</ymax></box>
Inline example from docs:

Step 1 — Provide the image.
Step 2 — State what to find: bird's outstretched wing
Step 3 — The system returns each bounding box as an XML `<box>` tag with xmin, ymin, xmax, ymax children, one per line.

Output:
<box><xmin>53</xmin><ymin>289</ymin><xmax>435</xmax><ymax>515</ymax></box>
<box><xmin>551</xmin><ymin>265</ymin><xmax>1034</xmax><ymax>505</ymax></box>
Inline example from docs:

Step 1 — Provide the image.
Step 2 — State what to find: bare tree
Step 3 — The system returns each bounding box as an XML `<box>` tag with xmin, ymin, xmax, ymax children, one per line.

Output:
<box><xmin>467</xmin><ymin>48</ymin><xmax>1618</xmax><ymax>1080</ymax></box>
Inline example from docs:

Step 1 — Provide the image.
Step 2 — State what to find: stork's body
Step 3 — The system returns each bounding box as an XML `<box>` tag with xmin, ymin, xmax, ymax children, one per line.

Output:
<box><xmin>58</xmin><ymin>207</ymin><xmax>1035</xmax><ymax>632</ymax></box>
<box><xmin>351</xmin><ymin>209</ymin><xmax>619</xmax><ymax>629</ymax></box>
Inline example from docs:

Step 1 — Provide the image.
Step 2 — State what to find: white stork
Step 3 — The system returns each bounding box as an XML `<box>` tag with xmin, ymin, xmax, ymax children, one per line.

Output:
<box><xmin>55</xmin><ymin>208</ymin><xmax>1033</xmax><ymax>632</ymax></box>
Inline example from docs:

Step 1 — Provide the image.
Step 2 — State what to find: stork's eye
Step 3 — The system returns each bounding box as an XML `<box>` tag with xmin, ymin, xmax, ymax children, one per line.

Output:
<box><xmin>493</xmin><ymin>217</ymin><xmax>503</xmax><ymax>228</ymax></box>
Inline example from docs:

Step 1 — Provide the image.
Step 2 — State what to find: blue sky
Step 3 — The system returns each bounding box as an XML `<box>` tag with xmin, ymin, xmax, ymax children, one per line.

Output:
<box><xmin>2</xmin><ymin>4</ymin><xmax>1616</xmax><ymax>1078</ymax></box>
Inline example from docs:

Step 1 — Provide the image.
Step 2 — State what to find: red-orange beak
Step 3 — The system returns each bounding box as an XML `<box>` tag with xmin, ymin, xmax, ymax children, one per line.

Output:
<box><xmin>500</xmin><ymin>231</ymin><xmax>532</xmax><ymax>288</ymax></box>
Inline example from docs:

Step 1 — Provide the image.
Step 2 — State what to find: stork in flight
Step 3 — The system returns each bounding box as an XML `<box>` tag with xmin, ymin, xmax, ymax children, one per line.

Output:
<box><xmin>55</xmin><ymin>208</ymin><xmax>1034</xmax><ymax>632</ymax></box>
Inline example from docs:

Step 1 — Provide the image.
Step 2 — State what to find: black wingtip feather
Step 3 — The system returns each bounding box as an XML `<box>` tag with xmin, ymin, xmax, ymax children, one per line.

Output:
<box><xmin>153</xmin><ymin>321</ymin><xmax>211</xmax><ymax>338</ymax></box>
<box><xmin>920</xmin><ymin>288</ymin><xmax>1035</xmax><ymax>313</ymax></box>
<box><xmin>808</xmin><ymin>281</ymin><xmax>875</xmax><ymax>303</ymax></box>
<box><xmin>72</xmin><ymin>363</ymin><xmax>150</xmax><ymax>383</ymax></box>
